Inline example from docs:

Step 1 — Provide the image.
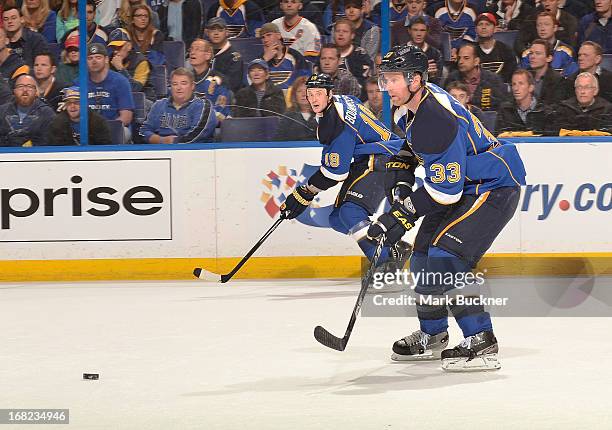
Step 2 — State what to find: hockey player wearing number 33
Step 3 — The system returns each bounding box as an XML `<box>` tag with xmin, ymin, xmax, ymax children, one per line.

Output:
<box><xmin>280</xmin><ymin>73</ymin><xmax>406</xmax><ymax>267</ymax></box>
<box><xmin>367</xmin><ymin>45</ymin><xmax>527</xmax><ymax>371</ymax></box>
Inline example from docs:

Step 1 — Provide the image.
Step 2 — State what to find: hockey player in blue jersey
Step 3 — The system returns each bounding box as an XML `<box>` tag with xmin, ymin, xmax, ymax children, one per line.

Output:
<box><xmin>280</xmin><ymin>73</ymin><xmax>406</xmax><ymax>265</ymax></box>
<box><xmin>367</xmin><ymin>45</ymin><xmax>526</xmax><ymax>371</ymax></box>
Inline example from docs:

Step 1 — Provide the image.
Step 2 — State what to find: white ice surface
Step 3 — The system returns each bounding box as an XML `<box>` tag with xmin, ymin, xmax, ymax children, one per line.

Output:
<box><xmin>1</xmin><ymin>279</ymin><xmax>611</xmax><ymax>429</ymax></box>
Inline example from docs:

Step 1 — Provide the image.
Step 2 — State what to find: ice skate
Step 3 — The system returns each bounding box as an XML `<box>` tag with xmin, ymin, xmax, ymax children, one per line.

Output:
<box><xmin>441</xmin><ymin>331</ymin><xmax>501</xmax><ymax>372</ymax></box>
<box><xmin>391</xmin><ymin>330</ymin><xmax>449</xmax><ymax>361</ymax></box>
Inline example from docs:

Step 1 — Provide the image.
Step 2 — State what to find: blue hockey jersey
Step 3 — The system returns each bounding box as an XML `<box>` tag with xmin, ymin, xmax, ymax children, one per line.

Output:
<box><xmin>194</xmin><ymin>69</ymin><xmax>232</xmax><ymax>120</ymax></box>
<box><xmin>318</xmin><ymin>95</ymin><xmax>404</xmax><ymax>182</ymax></box>
<box><xmin>520</xmin><ymin>40</ymin><xmax>578</xmax><ymax>78</ymax></box>
<box><xmin>394</xmin><ymin>83</ymin><xmax>526</xmax><ymax>206</ymax></box>
<box><xmin>140</xmin><ymin>96</ymin><xmax>217</xmax><ymax>143</ymax></box>
<box><xmin>434</xmin><ymin>1</ymin><xmax>477</xmax><ymax>49</ymax></box>
<box><xmin>208</xmin><ymin>0</ymin><xmax>264</xmax><ymax>38</ymax></box>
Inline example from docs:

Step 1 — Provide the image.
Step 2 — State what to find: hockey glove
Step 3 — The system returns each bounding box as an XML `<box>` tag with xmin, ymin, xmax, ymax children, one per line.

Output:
<box><xmin>367</xmin><ymin>200</ymin><xmax>418</xmax><ymax>245</ymax></box>
<box><xmin>385</xmin><ymin>155</ymin><xmax>417</xmax><ymax>203</ymax></box>
<box><xmin>280</xmin><ymin>185</ymin><xmax>316</xmax><ymax>219</ymax></box>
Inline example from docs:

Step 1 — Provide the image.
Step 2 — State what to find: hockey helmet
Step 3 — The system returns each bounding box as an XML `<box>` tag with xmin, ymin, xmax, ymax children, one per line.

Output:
<box><xmin>305</xmin><ymin>73</ymin><xmax>335</xmax><ymax>91</ymax></box>
<box><xmin>379</xmin><ymin>45</ymin><xmax>429</xmax><ymax>80</ymax></box>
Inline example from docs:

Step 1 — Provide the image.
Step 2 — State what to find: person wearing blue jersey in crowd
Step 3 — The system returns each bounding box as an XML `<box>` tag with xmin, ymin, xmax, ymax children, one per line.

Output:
<box><xmin>280</xmin><ymin>73</ymin><xmax>407</xmax><ymax>270</ymax></box>
<box><xmin>519</xmin><ymin>12</ymin><xmax>578</xmax><ymax>78</ymax></box>
<box><xmin>368</xmin><ymin>45</ymin><xmax>526</xmax><ymax>371</ymax></box>
<box><xmin>140</xmin><ymin>67</ymin><xmax>217</xmax><ymax>143</ymax></box>
<box><xmin>189</xmin><ymin>38</ymin><xmax>232</xmax><ymax>122</ymax></box>
<box><xmin>434</xmin><ymin>0</ymin><xmax>477</xmax><ymax>51</ymax></box>
<box><xmin>205</xmin><ymin>0</ymin><xmax>265</xmax><ymax>39</ymax></box>
<box><xmin>86</xmin><ymin>42</ymin><xmax>135</xmax><ymax>142</ymax></box>
<box><xmin>259</xmin><ymin>23</ymin><xmax>310</xmax><ymax>91</ymax></box>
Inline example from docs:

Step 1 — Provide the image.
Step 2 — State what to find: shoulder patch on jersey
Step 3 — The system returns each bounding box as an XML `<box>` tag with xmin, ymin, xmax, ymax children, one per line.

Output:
<box><xmin>556</xmin><ymin>45</ymin><xmax>574</xmax><ymax>57</ymax></box>
<box><xmin>411</xmin><ymin>95</ymin><xmax>458</xmax><ymax>154</ymax></box>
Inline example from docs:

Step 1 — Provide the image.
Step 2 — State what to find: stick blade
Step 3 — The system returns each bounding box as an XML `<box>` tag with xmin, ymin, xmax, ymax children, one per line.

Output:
<box><xmin>314</xmin><ymin>325</ymin><xmax>346</xmax><ymax>351</ymax></box>
<box><xmin>193</xmin><ymin>267</ymin><xmax>221</xmax><ymax>282</ymax></box>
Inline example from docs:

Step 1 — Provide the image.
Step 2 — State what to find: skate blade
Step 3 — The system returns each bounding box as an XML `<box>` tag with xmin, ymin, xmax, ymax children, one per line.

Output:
<box><xmin>441</xmin><ymin>354</ymin><xmax>501</xmax><ymax>372</ymax></box>
<box><xmin>391</xmin><ymin>350</ymin><xmax>441</xmax><ymax>361</ymax></box>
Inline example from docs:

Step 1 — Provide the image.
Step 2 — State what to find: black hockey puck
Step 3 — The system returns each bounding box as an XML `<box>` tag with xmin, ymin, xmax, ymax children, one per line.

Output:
<box><xmin>83</xmin><ymin>373</ymin><xmax>99</xmax><ymax>380</ymax></box>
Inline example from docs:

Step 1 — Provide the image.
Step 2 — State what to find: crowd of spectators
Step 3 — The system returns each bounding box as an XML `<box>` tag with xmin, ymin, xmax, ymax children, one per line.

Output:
<box><xmin>0</xmin><ymin>0</ymin><xmax>610</xmax><ymax>146</ymax></box>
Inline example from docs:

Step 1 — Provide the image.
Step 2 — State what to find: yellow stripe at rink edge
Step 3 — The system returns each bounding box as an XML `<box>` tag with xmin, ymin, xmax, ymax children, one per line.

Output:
<box><xmin>0</xmin><ymin>253</ymin><xmax>611</xmax><ymax>282</ymax></box>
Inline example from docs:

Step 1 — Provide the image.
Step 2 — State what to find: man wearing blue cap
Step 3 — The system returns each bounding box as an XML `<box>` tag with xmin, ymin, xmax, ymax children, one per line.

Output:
<box><xmin>233</xmin><ymin>58</ymin><xmax>286</xmax><ymax>117</ymax></box>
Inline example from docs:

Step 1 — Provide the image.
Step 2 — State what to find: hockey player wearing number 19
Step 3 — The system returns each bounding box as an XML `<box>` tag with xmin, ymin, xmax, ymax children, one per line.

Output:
<box><xmin>280</xmin><ymin>73</ymin><xmax>407</xmax><ymax>274</ymax></box>
<box><xmin>367</xmin><ymin>45</ymin><xmax>527</xmax><ymax>372</ymax></box>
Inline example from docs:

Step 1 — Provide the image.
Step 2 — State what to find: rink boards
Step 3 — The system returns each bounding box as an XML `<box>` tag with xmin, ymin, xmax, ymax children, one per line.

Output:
<box><xmin>0</xmin><ymin>139</ymin><xmax>610</xmax><ymax>281</ymax></box>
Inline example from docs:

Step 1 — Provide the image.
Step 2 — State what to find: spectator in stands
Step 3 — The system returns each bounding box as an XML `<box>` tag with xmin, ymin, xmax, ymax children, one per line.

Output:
<box><xmin>518</xmin><ymin>0</ymin><xmax>578</xmax><ymax>54</ymax></box>
<box><xmin>158</xmin><ymin>0</ymin><xmax>202</xmax><ymax>48</ymax></box>
<box><xmin>107</xmin><ymin>28</ymin><xmax>154</xmax><ymax>99</ymax></box>
<box><xmin>206</xmin><ymin>0</ymin><xmax>265</xmax><ymax>38</ymax></box>
<box><xmin>2</xmin><ymin>6</ymin><xmax>48</xmax><ymax>66</ymax></box>
<box><xmin>140</xmin><ymin>68</ymin><xmax>217</xmax><ymax>143</ymax></box>
<box><xmin>189</xmin><ymin>38</ymin><xmax>232</xmax><ymax>121</ymax></box>
<box><xmin>486</xmin><ymin>0</ymin><xmax>534</xmax><ymax>33</ymax></box>
<box><xmin>22</xmin><ymin>0</ymin><xmax>57</xmax><ymax>43</ymax></box>
<box><xmin>113</xmin><ymin>0</ymin><xmax>160</xmax><ymax>30</ymax></box>
<box><xmin>322</xmin><ymin>0</ymin><xmax>348</xmax><ymax>33</ymax></box>
<box><xmin>95</xmin><ymin>0</ymin><xmax>120</xmax><ymax>28</ymax></box>
<box><xmin>391</xmin><ymin>0</ymin><xmax>443</xmax><ymax>50</ymax></box>
<box><xmin>564</xmin><ymin>41</ymin><xmax>612</xmax><ymax>101</ymax></box>
<box><xmin>434</xmin><ymin>0</ymin><xmax>477</xmax><ymax>51</ymax></box>
<box><xmin>0</xmin><ymin>74</ymin><xmax>55</xmax><ymax>146</ymax></box>
<box><xmin>128</xmin><ymin>4</ymin><xmax>165</xmax><ymax>66</ymax></box>
<box><xmin>47</xmin><ymin>86</ymin><xmax>112</xmax><ymax>145</ymax></box>
<box><xmin>527</xmin><ymin>38</ymin><xmax>568</xmax><ymax>103</ymax></box>
<box><xmin>343</xmin><ymin>0</ymin><xmax>380</xmax><ymax>60</ymax></box>
<box><xmin>555</xmin><ymin>71</ymin><xmax>612</xmax><ymax>131</ymax></box>
<box><xmin>274</xmin><ymin>75</ymin><xmax>317</xmax><ymax>140</ymax></box>
<box><xmin>407</xmin><ymin>17</ymin><xmax>443</xmax><ymax>83</ymax></box>
<box><xmin>56</xmin><ymin>33</ymin><xmax>78</xmax><ymax>83</ymax></box>
<box><xmin>34</xmin><ymin>52</ymin><xmax>67</xmax><ymax>111</ymax></box>
<box><xmin>333</xmin><ymin>18</ymin><xmax>373</xmax><ymax>86</ymax></box>
<box><xmin>446</xmin><ymin>80</ymin><xmax>485</xmax><ymax>121</ymax></box>
<box><xmin>476</xmin><ymin>12</ymin><xmax>517</xmax><ymax>83</ymax></box>
<box><xmin>578</xmin><ymin>0</ymin><xmax>611</xmax><ymax>53</ymax></box>
<box><xmin>271</xmin><ymin>0</ymin><xmax>321</xmax><ymax>61</ymax></box>
<box><xmin>64</xmin><ymin>0</ymin><xmax>108</xmax><ymax>46</ymax></box>
<box><xmin>259</xmin><ymin>22</ymin><xmax>310</xmax><ymax>90</ymax></box>
<box><xmin>86</xmin><ymin>42</ymin><xmax>135</xmax><ymax>142</ymax></box>
<box><xmin>233</xmin><ymin>58</ymin><xmax>286</xmax><ymax>117</ymax></box>
<box><xmin>205</xmin><ymin>17</ymin><xmax>245</xmax><ymax>93</ymax></box>
<box><xmin>445</xmin><ymin>43</ymin><xmax>507</xmax><ymax>110</ymax></box>
<box><xmin>496</xmin><ymin>69</ymin><xmax>554</xmax><ymax>135</ymax></box>
<box><xmin>519</xmin><ymin>12</ymin><xmax>578</xmax><ymax>77</ymax></box>
<box><xmin>56</xmin><ymin>0</ymin><xmax>78</xmax><ymax>42</ymax></box>
<box><xmin>316</xmin><ymin>43</ymin><xmax>361</xmax><ymax>97</ymax></box>
<box><xmin>0</xmin><ymin>27</ymin><xmax>30</xmax><ymax>83</ymax></box>
<box><xmin>266</xmin><ymin>0</ymin><xmax>324</xmax><ymax>31</ymax></box>
<box><xmin>371</xmin><ymin>0</ymin><xmax>409</xmax><ymax>26</ymax></box>
<box><xmin>363</xmin><ymin>76</ymin><xmax>383</xmax><ymax>119</ymax></box>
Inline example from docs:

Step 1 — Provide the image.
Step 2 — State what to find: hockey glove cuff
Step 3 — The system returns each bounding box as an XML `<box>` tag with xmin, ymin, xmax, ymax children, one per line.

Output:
<box><xmin>280</xmin><ymin>185</ymin><xmax>316</xmax><ymax>219</ymax></box>
<box><xmin>367</xmin><ymin>199</ymin><xmax>418</xmax><ymax>245</ymax></box>
<box><xmin>385</xmin><ymin>155</ymin><xmax>416</xmax><ymax>203</ymax></box>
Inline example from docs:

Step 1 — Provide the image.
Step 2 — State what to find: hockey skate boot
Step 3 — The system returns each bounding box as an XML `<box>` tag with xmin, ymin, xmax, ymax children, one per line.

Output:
<box><xmin>367</xmin><ymin>241</ymin><xmax>412</xmax><ymax>293</ymax></box>
<box><xmin>441</xmin><ymin>330</ymin><xmax>501</xmax><ymax>372</ymax></box>
<box><xmin>391</xmin><ymin>330</ymin><xmax>449</xmax><ymax>361</ymax></box>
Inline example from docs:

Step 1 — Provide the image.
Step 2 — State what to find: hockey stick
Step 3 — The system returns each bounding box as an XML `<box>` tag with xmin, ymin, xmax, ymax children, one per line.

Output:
<box><xmin>193</xmin><ymin>217</ymin><xmax>284</xmax><ymax>283</ymax></box>
<box><xmin>314</xmin><ymin>233</ymin><xmax>386</xmax><ymax>351</ymax></box>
